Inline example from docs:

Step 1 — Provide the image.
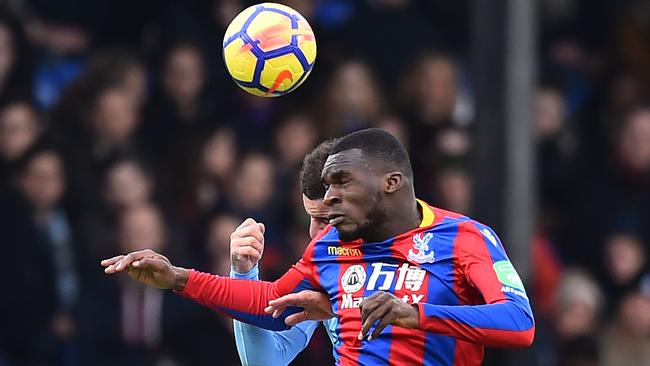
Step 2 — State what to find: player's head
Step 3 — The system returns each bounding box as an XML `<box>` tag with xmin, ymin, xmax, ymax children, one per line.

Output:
<box><xmin>300</xmin><ymin>138</ymin><xmax>339</xmax><ymax>238</ymax></box>
<box><xmin>322</xmin><ymin>128</ymin><xmax>414</xmax><ymax>242</ymax></box>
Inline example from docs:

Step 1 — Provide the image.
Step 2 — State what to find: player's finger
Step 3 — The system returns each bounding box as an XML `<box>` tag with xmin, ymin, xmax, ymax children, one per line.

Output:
<box><xmin>132</xmin><ymin>257</ymin><xmax>167</xmax><ymax>271</ymax></box>
<box><xmin>285</xmin><ymin>311</ymin><xmax>309</xmax><ymax>326</ymax></box>
<box><xmin>234</xmin><ymin>247</ymin><xmax>262</xmax><ymax>262</ymax></box>
<box><xmin>258</xmin><ymin>222</ymin><xmax>265</xmax><ymax>234</ymax></box>
<box><xmin>235</xmin><ymin>218</ymin><xmax>258</xmax><ymax>231</ymax></box>
<box><xmin>264</xmin><ymin>304</ymin><xmax>287</xmax><ymax>317</ymax></box>
<box><xmin>232</xmin><ymin>225</ymin><xmax>265</xmax><ymax>244</ymax></box>
<box><xmin>115</xmin><ymin>250</ymin><xmax>150</xmax><ymax>271</ymax></box>
<box><xmin>104</xmin><ymin>264</ymin><xmax>118</xmax><ymax>274</ymax></box>
<box><xmin>359</xmin><ymin>297</ymin><xmax>381</xmax><ymax>323</ymax></box>
<box><xmin>101</xmin><ymin>255</ymin><xmax>125</xmax><ymax>267</ymax></box>
<box><xmin>359</xmin><ymin>302</ymin><xmax>391</xmax><ymax>341</ymax></box>
<box><xmin>241</xmin><ymin>236</ymin><xmax>264</xmax><ymax>253</ymax></box>
<box><xmin>272</xmin><ymin>307</ymin><xmax>287</xmax><ymax>318</ymax></box>
<box><xmin>369</xmin><ymin>310</ymin><xmax>394</xmax><ymax>341</ymax></box>
<box><xmin>268</xmin><ymin>293</ymin><xmax>303</xmax><ymax>308</ymax></box>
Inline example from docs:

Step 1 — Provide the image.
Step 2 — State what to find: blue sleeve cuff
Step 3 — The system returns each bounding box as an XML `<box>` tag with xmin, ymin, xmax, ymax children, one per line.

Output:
<box><xmin>230</xmin><ymin>265</ymin><xmax>260</xmax><ymax>280</ymax></box>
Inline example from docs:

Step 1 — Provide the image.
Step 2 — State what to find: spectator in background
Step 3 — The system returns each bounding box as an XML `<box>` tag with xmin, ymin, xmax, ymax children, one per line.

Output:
<box><xmin>105</xmin><ymin>157</ymin><xmax>154</xmax><ymax>212</ymax></box>
<box><xmin>553</xmin><ymin>270</ymin><xmax>604</xmax><ymax>342</ymax></box>
<box><xmin>535</xmin><ymin>84</ymin><xmax>578</xmax><ymax>220</ymax></box>
<box><xmin>601</xmin><ymin>231</ymin><xmax>648</xmax><ymax>305</ymax></box>
<box><xmin>397</xmin><ymin>52</ymin><xmax>468</xmax><ymax>184</ymax></box>
<box><xmin>600</xmin><ymin>290</ymin><xmax>650</xmax><ymax>366</ymax></box>
<box><xmin>435</xmin><ymin>126</ymin><xmax>471</xmax><ymax>159</ymax></box>
<box><xmin>617</xmin><ymin>106</ymin><xmax>650</xmax><ymax>175</ymax></box>
<box><xmin>79</xmin><ymin>203</ymin><xmax>239</xmax><ymax>365</ymax></box>
<box><xmin>319</xmin><ymin>60</ymin><xmax>383</xmax><ymax>136</ymax></box>
<box><xmin>142</xmin><ymin>42</ymin><xmax>213</xmax><ymax>148</ymax></box>
<box><xmin>399</xmin><ymin>52</ymin><xmax>459</xmax><ymax>129</ymax></box>
<box><xmin>0</xmin><ymin>14</ymin><xmax>33</xmax><ymax>104</ymax></box>
<box><xmin>78</xmin><ymin>204</ymin><xmax>164</xmax><ymax>365</ymax></box>
<box><xmin>557</xmin><ymin>336</ymin><xmax>600</xmax><ymax>366</ymax></box>
<box><xmin>205</xmin><ymin>214</ymin><xmax>243</xmax><ymax>276</ymax></box>
<box><xmin>14</xmin><ymin>146</ymin><xmax>79</xmax><ymax>360</ymax></box>
<box><xmin>50</xmin><ymin>50</ymin><xmax>146</xmax><ymax>185</ymax></box>
<box><xmin>162</xmin><ymin>43</ymin><xmax>210</xmax><ymax>125</ymax></box>
<box><xmin>56</xmin><ymin>85</ymin><xmax>143</xmax><ymax>264</ymax></box>
<box><xmin>0</xmin><ymin>100</ymin><xmax>41</xmax><ymax>178</ymax></box>
<box><xmin>342</xmin><ymin>0</ymin><xmax>435</xmax><ymax>90</ymax></box>
<box><xmin>564</xmin><ymin>105</ymin><xmax>650</xmax><ymax>270</ymax></box>
<box><xmin>273</xmin><ymin>113</ymin><xmax>318</xmax><ymax>230</ymax></box>
<box><xmin>231</xmin><ymin>153</ymin><xmax>276</xmax><ymax>217</ymax></box>
<box><xmin>226</xmin><ymin>152</ymin><xmax>285</xmax><ymax>275</ymax></box>
<box><xmin>274</xmin><ymin>113</ymin><xmax>318</xmax><ymax>170</ymax></box>
<box><xmin>434</xmin><ymin>165</ymin><xmax>472</xmax><ymax>215</ymax></box>
<box><xmin>173</xmin><ymin>127</ymin><xmax>238</xmax><ymax>222</ymax></box>
<box><xmin>51</xmin><ymin>49</ymin><xmax>146</xmax><ymax>134</ymax></box>
<box><xmin>141</xmin><ymin>43</ymin><xmax>223</xmax><ymax>220</ymax></box>
<box><xmin>531</xmin><ymin>269</ymin><xmax>603</xmax><ymax>366</ymax></box>
<box><xmin>373</xmin><ymin>114</ymin><xmax>409</xmax><ymax>151</ymax></box>
<box><xmin>0</xmin><ymin>155</ymin><xmax>56</xmax><ymax>365</ymax></box>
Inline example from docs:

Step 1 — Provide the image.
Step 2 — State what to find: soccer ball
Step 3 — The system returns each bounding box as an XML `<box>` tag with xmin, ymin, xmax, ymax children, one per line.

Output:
<box><xmin>222</xmin><ymin>3</ymin><xmax>317</xmax><ymax>97</ymax></box>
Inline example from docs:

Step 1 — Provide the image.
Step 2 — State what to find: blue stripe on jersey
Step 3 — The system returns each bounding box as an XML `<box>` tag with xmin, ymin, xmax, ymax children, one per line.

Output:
<box><xmin>423</xmin><ymin>217</ymin><xmax>460</xmax><ymax>366</ymax></box>
<box><xmin>218</xmin><ymin>307</ymin><xmax>294</xmax><ymax>331</ymax></box>
<box><xmin>314</xmin><ymin>241</ymin><xmax>342</xmax><ymax>364</ymax></box>
<box><xmin>357</xmin><ymin>250</ymin><xmax>400</xmax><ymax>365</ymax></box>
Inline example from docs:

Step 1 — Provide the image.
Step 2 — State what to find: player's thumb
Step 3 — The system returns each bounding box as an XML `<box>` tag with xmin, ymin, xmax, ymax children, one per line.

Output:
<box><xmin>258</xmin><ymin>222</ymin><xmax>265</xmax><ymax>234</ymax></box>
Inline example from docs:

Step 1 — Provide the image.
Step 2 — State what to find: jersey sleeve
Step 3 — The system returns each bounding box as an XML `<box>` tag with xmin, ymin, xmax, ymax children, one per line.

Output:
<box><xmin>416</xmin><ymin>222</ymin><xmax>535</xmax><ymax>347</ymax></box>
<box><xmin>230</xmin><ymin>265</ymin><xmax>319</xmax><ymax>366</ymax></box>
<box><xmin>176</xmin><ymin>239</ymin><xmax>322</xmax><ymax>331</ymax></box>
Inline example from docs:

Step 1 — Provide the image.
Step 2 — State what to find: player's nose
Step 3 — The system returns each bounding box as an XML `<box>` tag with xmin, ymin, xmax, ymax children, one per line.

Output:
<box><xmin>323</xmin><ymin>188</ymin><xmax>341</xmax><ymax>207</ymax></box>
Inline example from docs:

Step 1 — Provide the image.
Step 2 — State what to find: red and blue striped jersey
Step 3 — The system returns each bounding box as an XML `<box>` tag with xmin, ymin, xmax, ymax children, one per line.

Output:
<box><xmin>179</xmin><ymin>200</ymin><xmax>535</xmax><ymax>365</ymax></box>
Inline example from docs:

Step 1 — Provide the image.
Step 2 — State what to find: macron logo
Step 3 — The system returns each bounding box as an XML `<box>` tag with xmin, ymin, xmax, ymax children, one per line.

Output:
<box><xmin>328</xmin><ymin>246</ymin><xmax>362</xmax><ymax>257</ymax></box>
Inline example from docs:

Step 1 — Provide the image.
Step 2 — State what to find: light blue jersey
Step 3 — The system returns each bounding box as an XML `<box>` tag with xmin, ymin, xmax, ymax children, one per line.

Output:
<box><xmin>231</xmin><ymin>266</ymin><xmax>337</xmax><ymax>366</ymax></box>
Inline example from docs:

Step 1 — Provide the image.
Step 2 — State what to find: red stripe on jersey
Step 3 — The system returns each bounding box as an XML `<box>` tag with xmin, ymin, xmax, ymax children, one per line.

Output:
<box><xmin>387</xmin><ymin>262</ymin><xmax>428</xmax><ymax>364</ymax></box>
<box><xmin>334</xmin><ymin>243</ymin><xmax>366</xmax><ymax>366</ymax></box>
<box><xmin>306</xmin><ymin>226</ymin><xmax>333</xmax><ymax>289</ymax></box>
<box><xmin>431</xmin><ymin>206</ymin><xmax>464</xmax><ymax>226</ymax></box>
<box><xmin>450</xmin><ymin>221</ymin><xmax>493</xmax><ymax>365</ymax></box>
<box><xmin>456</xmin><ymin>221</ymin><xmax>508</xmax><ymax>303</ymax></box>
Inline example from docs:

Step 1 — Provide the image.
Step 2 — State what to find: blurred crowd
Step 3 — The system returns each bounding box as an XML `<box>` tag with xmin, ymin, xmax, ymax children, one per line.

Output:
<box><xmin>0</xmin><ymin>0</ymin><xmax>649</xmax><ymax>366</ymax></box>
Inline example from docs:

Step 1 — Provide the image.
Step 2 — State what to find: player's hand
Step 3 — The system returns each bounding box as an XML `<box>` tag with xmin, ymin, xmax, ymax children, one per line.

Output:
<box><xmin>230</xmin><ymin>218</ymin><xmax>266</xmax><ymax>273</ymax></box>
<box><xmin>358</xmin><ymin>292</ymin><xmax>419</xmax><ymax>341</ymax></box>
<box><xmin>101</xmin><ymin>249</ymin><xmax>189</xmax><ymax>290</ymax></box>
<box><xmin>264</xmin><ymin>290</ymin><xmax>334</xmax><ymax>326</ymax></box>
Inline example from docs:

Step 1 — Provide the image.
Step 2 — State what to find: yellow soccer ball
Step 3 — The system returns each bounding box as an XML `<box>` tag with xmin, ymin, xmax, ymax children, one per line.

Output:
<box><xmin>222</xmin><ymin>3</ymin><xmax>317</xmax><ymax>97</ymax></box>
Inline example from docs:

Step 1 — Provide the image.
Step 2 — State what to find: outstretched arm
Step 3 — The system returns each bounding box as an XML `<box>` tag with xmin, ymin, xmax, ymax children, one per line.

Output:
<box><xmin>101</xmin><ymin>243</ymin><xmax>320</xmax><ymax>331</ymax></box>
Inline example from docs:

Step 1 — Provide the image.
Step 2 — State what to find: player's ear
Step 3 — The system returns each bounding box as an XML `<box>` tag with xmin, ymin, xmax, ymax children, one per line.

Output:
<box><xmin>384</xmin><ymin>172</ymin><xmax>403</xmax><ymax>194</ymax></box>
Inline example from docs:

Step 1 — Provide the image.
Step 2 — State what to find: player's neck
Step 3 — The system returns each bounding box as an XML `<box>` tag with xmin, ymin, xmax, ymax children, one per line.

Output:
<box><xmin>365</xmin><ymin>199</ymin><xmax>421</xmax><ymax>242</ymax></box>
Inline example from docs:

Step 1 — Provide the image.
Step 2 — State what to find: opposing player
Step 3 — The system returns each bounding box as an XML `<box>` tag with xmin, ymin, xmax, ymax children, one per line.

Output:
<box><xmin>102</xmin><ymin>129</ymin><xmax>535</xmax><ymax>365</ymax></box>
<box><xmin>229</xmin><ymin>140</ymin><xmax>338</xmax><ymax>365</ymax></box>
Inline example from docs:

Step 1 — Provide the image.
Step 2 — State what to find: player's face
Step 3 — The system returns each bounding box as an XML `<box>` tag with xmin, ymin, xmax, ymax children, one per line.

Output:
<box><xmin>321</xmin><ymin>149</ymin><xmax>386</xmax><ymax>242</ymax></box>
<box><xmin>302</xmin><ymin>195</ymin><xmax>329</xmax><ymax>239</ymax></box>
